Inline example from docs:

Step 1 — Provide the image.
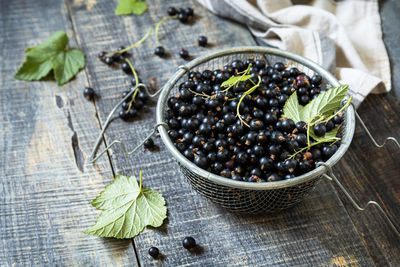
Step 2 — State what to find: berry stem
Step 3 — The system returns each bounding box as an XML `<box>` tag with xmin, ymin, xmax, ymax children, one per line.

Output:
<box><xmin>125</xmin><ymin>59</ymin><xmax>139</xmax><ymax>86</ymax></box>
<box><xmin>139</xmin><ymin>171</ymin><xmax>143</xmax><ymax>193</ymax></box>
<box><xmin>236</xmin><ymin>75</ymin><xmax>261</xmax><ymax>127</ymax></box>
<box><xmin>116</xmin><ymin>28</ymin><xmax>152</xmax><ymax>55</ymax></box>
<box><xmin>155</xmin><ymin>15</ymin><xmax>178</xmax><ymax>42</ymax></box>
<box><xmin>124</xmin><ymin>59</ymin><xmax>141</xmax><ymax>113</ymax></box>
<box><xmin>221</xmin><ymin>63</ymin><xmax>252</xmax><ymax>93</ymax></box>
<box><xmin>318</xmin><ymin>96</ymin><xmax>353</xmax><ymax>124</ymax></box>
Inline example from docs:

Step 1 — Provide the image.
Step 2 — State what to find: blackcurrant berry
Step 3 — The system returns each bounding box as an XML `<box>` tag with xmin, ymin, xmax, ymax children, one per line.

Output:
<box><xmin>121</xmin><ymin>62</ymin><xmax>132</xmax><ymax>74</ymax></box>
<box><xmin>144</xmin><ymin>138</ymin><xmax>155</xmax><ymax>149</ymax></box>
<box><xmin>333</xmin><ymin>113</ymin><xmax>344</xmax><ymax>124</ymax></box>
<box><xmin>178</xmin><ymin>12</ymin><xmax>188</xmax><ymax>23</ymax></box>
<box><xmin>154</xmin><ymin>46</ymin><xmax>166</xmax><ymax>57</ymax></box>
<box><xmin>167</xmin><ymin>6</ymin><xmax>177</xmax><ymax>16</ymax></box>
<box><xmin>98</xmin><ymin>51</ymin><xmax>107</xmax><ymax>58</ymax></box>
<box><xmin>198</xmin><ymin>36</ymin><xmax>208</xmax><ymax>47</ymax></box>
<box><xmin>83</xmin><ymin>87</ymin><xmax>95</xmax><ymax>101</ymax></box>
<box><xmin>184</xmin><ymin>7</ymin><xmax>194</xmax><ymax>16</ymax></box>
<box><xmin>104</xmin><ymin>57</ymin><xmax>113</xmax><ymax>65</ymax></box>
<box><xmin>148</xmin><ymin>247</ymin><xmax>159</xmax><ymax>258</ymax></box>
<box><xmin>194</xmin><ymin>155</ymin><xmax>208</xmax><ymax>169</ymax></box>
<box><xmin>311</xmin><ymin>75</ymin><xmax>322</xmax><ymax>86</ymax></box>
<box><xmin>273</xmin><ymin>62</ymin><xmax>285</xmax><ymax>72</ymax></box>
<box><xmin>179</xmin><ymin>48</ymin><xmax>189</xmax><ymax>59</ymax></box>
<box><xmin>313</xmin><ymin>124</ymin><xmax>326</xmax><ymax>137</ymax></box>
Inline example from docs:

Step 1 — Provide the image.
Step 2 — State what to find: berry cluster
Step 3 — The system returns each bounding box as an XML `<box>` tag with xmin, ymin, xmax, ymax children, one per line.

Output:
<box><xmin>167</xmin><ymin>7</ymin><xmax>194</xmax><ymax>23</ymax></box>
<box><xmin>118</xmin><ymin>78</ymin><xmax>150</xmax><ymax>121</ymax></box>
<box><xmin>165</xmin><ymin>58</ymin><xmax>344</xmax><ymax>182</ymax></box>
<box><xmin>98</xmin><ymin>46</ymin><xmax>131</xmax><ymax>71</ymax></box>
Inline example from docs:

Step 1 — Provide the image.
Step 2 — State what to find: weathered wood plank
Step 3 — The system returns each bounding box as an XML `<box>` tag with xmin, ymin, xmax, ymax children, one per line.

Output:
<box><xmin>334</xmin><ymin>91</ymin><xmax>400</xmax><ymax>266</ymax></box>
<box><xmin>68</xmin><ymin>0</ymin><xmax>376</xmax><ymax>266</ymax></box>
<box><xmin>0</xmin><ymin>0</ymin><xmax>138</xmax><ymax>265</ymax></box>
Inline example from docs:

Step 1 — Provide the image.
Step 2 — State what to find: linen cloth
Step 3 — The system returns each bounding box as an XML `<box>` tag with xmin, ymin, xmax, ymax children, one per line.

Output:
<box><xmin>197</xmin><ymin>0</ymin><xmax>391</xmax><ymax>107</ymax></box>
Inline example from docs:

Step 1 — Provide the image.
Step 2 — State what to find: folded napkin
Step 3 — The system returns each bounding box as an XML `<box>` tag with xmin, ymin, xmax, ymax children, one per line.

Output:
<box><xmin>197</xmin><ymin>0</ymin><xmax>391</xmax><ymax>107</ymax></box>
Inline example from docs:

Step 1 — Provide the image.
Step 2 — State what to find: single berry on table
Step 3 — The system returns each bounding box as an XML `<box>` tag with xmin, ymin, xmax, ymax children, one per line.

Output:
<box><xmin>154</xmin><ymin>46</ymin><xmax>166</xmax><ymax>57</ymax></box>
<box><xmin>148</xmin><ymin>247</ymin><xmax>159</xmax><ymax>258</ymax></box>
<box><xmin>83</xmin><ymin>87</ymin><xmax>95</xmax><ymax>101</ymax></box>
<box><xmin>198</xmin><ymin>36</ymin><xmax>208</xmax><ymax>47</ymax></box>
<box><xmin>179</xmin><ymin>48</ymin><xmax>189</xmax><ymax>59</ymax></box>
<box><xmin>144</xmin><ymin>138</ymin><xmax>155</xmax><ymax>149</ymax></box>
<box><xmin>182</xmin><ymin>236</ymin><xmax>196</xmax><ymax>250</ymax></box>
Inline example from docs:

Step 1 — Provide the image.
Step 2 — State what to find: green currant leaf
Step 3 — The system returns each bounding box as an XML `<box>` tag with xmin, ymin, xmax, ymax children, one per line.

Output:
<box><xmin>52</xmin><ymin>49</ymin><xmax>85</xmax><ymax>86</ymax></box>
<box><xmin>300</xmin><ymin>85</ymin><xmax>348</xmax><ymax>123</ymax></box>
<box><xmin>282</xmin><ymin>91</ymin><xmax>304</xmax><ymax>123</ymax></box>
<box><xmin>220</xmin><ymin>74</ymin><xmax>252</xmax><ymax>88</ymax></box>
<box><xmin>115</xmin><ymin>0</ymin><xmax>147</xmax><ymax>15</ymax></box>
<box><xmin>85</xmin><ymin>174</ymin><xmax>167</xmax><ymax>239</ymax></box>
<box><xmin>15</xmin><ymin>31</ymin><xmax>85</xmax><ymax>86</ymax></box>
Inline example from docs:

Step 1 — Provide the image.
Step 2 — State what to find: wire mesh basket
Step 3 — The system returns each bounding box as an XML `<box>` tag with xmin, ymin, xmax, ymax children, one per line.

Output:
<box><xmin>156</xmin><ymin>46</ymin><xmax>355</xmax><ymax>213</ymax></box>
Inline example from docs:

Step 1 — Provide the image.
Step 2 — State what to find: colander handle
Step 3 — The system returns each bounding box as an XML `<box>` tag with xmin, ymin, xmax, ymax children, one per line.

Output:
<box><xmin>88</xmin><ymin>83</ymin><xmax>167</xmax><ymax>163</ymax></box>
<box><xmin>353</xmin><ymin>104</ymin><xmax>400</xmax><ymax>149</ymax></box>
<box><xmin>318</xmin><ymin>162</ymin><xmax>400</xmax><ymax>239</ymax></box>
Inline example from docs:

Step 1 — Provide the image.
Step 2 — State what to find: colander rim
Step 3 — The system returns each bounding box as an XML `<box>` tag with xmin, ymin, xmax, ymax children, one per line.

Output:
<box><xmin>156</xmin><ymin>46</ymin><xmax>355</xmax><ymax>190</ymax></box>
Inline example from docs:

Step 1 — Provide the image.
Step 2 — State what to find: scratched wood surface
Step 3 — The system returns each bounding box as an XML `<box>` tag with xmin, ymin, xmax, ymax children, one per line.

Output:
<box><xmin>0</xmin><ymin>0</ymin><xmax>138</xmax><ymax>266</ymax></box>
<box><xmin>0</xmin><ymin>0</ymin><xmax>399</xmax><ymax>266</ymax></box>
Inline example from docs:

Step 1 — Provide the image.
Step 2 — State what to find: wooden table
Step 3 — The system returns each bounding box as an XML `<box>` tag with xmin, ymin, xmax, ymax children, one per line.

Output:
<box><xmin>1</xmin><ymin>0</ymin><xmax>399</xmax><ymax>266</ymax></box>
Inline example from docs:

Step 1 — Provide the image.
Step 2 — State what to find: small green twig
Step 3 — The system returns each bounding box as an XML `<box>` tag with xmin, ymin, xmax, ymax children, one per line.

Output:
<box><xmin>318</xmin><ymin>96</ymin><xmax>353</xmax><ymax>124</ymax></box>
<box><xmin>237</xmin><ymin>76</ymin><xmax>261</xmax><ymax>127</ymax></box>
<box><xmin>155</xmin><ymin>15</ymin><xmax>177</xmax><ymax>42</ymax></box>
<box><xmin>115</xmin><ymin>28</ymin><xmax>152</xmax><ymax>55</ymax></box>
<box><xmin>124</xmin><ymin>59</ymin><xmax>140</xmax><ymax>113</ymax></box>
<box><xmin>221</xmin><ymin>63</ymin><xmax>252</xmax><ymax>93</ymax></box>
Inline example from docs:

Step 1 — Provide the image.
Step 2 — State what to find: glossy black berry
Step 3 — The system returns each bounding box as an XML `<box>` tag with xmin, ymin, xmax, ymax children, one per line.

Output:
<box><xmin>184</xmin><ymin>7</ymin><xmax>194</xmax><ymax>16</ymax></box>
<box><xmin>83</xmin><ymin>87</ymin><xmax>95</xmax><ymax>101</ymax></box>
<box><xmin>178</xmin><ymin>12</ymin><xmax>188</xmax><ymax>23</ymax></box>
<box><xmin>167</xmin><ymin>6</ymin><xmax>177</xmax><ymax>16</ymax></box>
<box><xmin>333</xmin><ymin>113</ymin><xmax>344</xmax><ymax>124</ymax></box>
<box><xmin>313</xmin><ymin>124</ymin><xmax>326</xmax><ymax>137</ymax></box>
<box><xmin>154</xmin><ymin>46</ymin><xmax>165</xmax><ymax>57</ymax></box>
<box><xmin>179</xmin><ymin>48</ymin><xmax>189</xmax><ymax>59</ymax></box>
<box><xmin>182</xmin><ymin>236</ymin><xmax>196</xmax><ymax>249</ymax></box>
<box><xmin>121</xmin><ymin>62</ymin><xmax>131</xmax><ymax>74</ymax></box>
<box><xmin>148</xmin><ymin>247</ymin><xmax>159</xmax><ymax>258</ymax></box>
<box><xmin>198</xmin><ymin>36</ymin><xmax>208</xmax><ymax>47</ymax></box>
<box><xmin>98</xmin><ymin>51</ymin><xmax>107</xmax><ymax>58</ymax></box>
<box><xmin>104</xmin><ymin>57</ymin><xmax>113</xmax><ymax>65</ymax></box>
<box><xmin>311</xmin><ymin>75</ymin><xmax>322</xmax><ymax>86</ymax></box>
<box><xmin>144</xmin><ymin>138</ymin><xmax>155</xmax><ymax>149</ymax></box>
<box><xmin>273</xmin><ymin>62</ymin><xmax>285</xmax><ymax>71</ymax></box>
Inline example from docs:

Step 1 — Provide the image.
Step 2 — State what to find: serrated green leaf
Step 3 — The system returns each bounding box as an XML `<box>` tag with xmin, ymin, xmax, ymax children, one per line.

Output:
<box><xmin>301</xmin><ymin>85</ymin><xmax>348</xmax><ymax>123</ymax></box>
<box><xmin>85</xmin><ymin>175</ymin><xmax>167</xmax><ymax>239</ymax></box>
<box><xmin>115</xmin><ymin>0</ymin><xmax>147</xmax><ymax>15</ymax></box>
<box><xmin>309</xmin><ymin>126</ymin><xmax>340</xmax><ymax>142</ymax></box>
<box><xmin>15</xmin><ymin>31</ymin><xmax>85</xmax><ymax>86</ymax></box>
<box><xmin>220</xmin><ymin>74</ymin><xmax>252</xmax><ymax>87</ymax></box>
<box><xmin>52</xmin><ymin>49</ymin><xmax>85</xmax><ymax>85</ymax></box>
<box><xmin>282</xmin><ymin>91</ymin><xmax>304</xmax><ymax>122</ymax></box>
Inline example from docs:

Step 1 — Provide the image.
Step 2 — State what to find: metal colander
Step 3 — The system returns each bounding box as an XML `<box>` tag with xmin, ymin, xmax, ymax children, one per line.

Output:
<box><xmin>156</xmin><ymin>46</ymin><xmax>355</xmax><ymax>213</ymax></box>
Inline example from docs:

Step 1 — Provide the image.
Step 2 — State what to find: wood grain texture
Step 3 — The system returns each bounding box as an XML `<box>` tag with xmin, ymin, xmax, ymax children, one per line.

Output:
<box><xmin>67</xmin><ymin>0</ymin><xmax>378</xmax><ymax>266</ymax></box>
<box><xmin>334</xmin><ymin>91</ymin><xmax>400</xmax><ymax>266</ymax></box>
<box><xmin>0</xmin><ymin>0</ymin><xmax>138</xmax><ymax>266</ymax></box>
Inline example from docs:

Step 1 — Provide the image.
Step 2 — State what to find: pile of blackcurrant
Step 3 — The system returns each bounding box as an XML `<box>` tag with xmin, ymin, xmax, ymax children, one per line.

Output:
<box><xmin>165</xmin><ymin>58</ymin><xmax>344</xmax><ymax>182</ymax></box>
